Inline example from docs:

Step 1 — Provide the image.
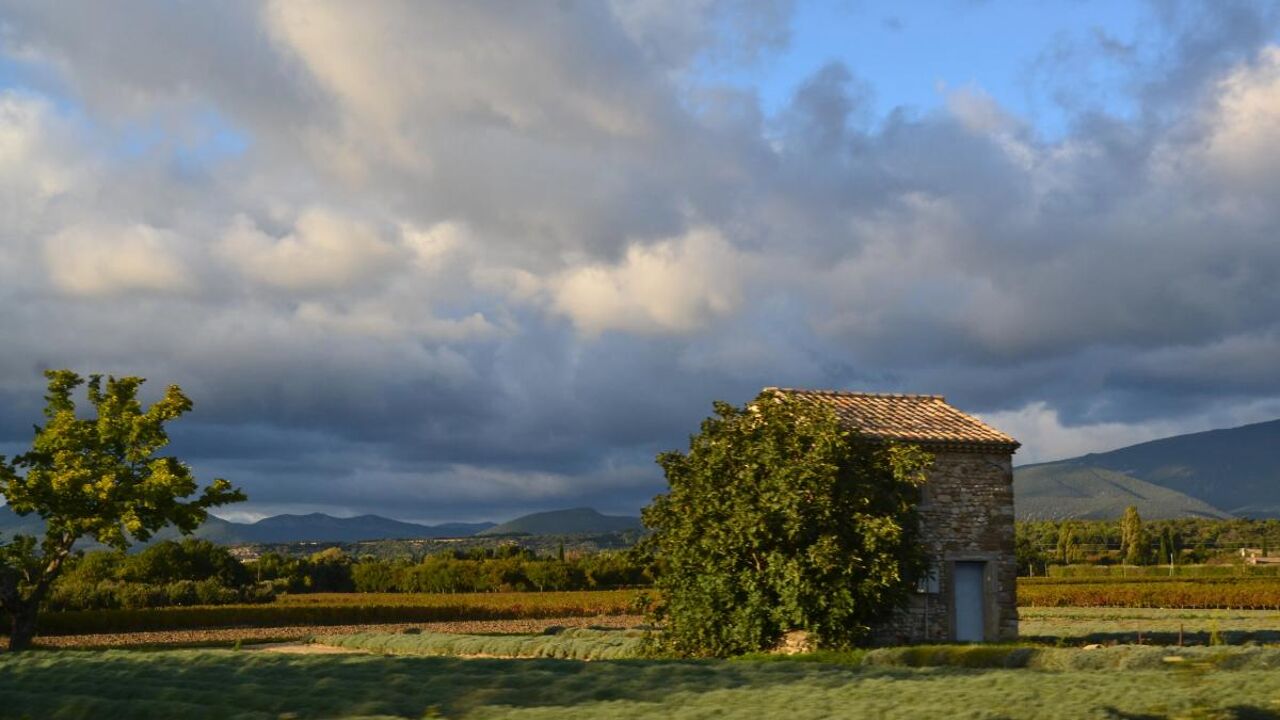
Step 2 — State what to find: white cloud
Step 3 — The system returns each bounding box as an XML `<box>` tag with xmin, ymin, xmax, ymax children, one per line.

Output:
<box><xmin>552</xmin><ymin>227</ymin><xmax>746</xmax><ymax>335</ymax></box>
<box><xmin>1201</xmin><ymin>47</ymin><xmax>1280</xmax><ymax>190</ymax></box>
<box><xmin>44</xmin><ymin>222</ymin><xmax>194</xmax><ymax>296</ymax></box>
<box><xmin>218</xmin><ymin>208</ymin><xmax>402</xmax><ymax>292</ymax></box>
<box><xmin>0</xmin><ymin>93</ymin><xmax>78</xmax><ymax>204</ymax></box>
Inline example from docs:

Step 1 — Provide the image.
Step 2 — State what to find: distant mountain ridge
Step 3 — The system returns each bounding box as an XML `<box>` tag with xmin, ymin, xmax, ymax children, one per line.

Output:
<box><xmin>1014</xmin><ymin>418</ymin><xmax>1280</xmax><ymax>520</ymax></box>
<box><xmin>224</xmin><ymin>513</ymin><xmax>496</xmax><ymax>543</ymax></box>
<box><xmin>478</xmin><ymin>507</ymin><xmax>643</xmax><ymax>536</ymax></box>
<box><xmin>0</xmin><ymin>506</ymin><xmax>644</xmax><ymax>544</ymax></box>
<box><xmin>0</xmin><ymin>507</ymin><xmax>495</xmax><ymax>545</ymax></box>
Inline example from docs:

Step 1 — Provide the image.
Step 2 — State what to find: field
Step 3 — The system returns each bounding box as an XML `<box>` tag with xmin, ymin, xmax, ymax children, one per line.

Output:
<box><xmin>1021</xmin><ymin>576</ymin><xmax>1280</xmax><ymax>609</ymax></box>
<box><xmin>31</xmin><ymin>590</ymin><xmax>643</xmax><ymax>635</ymax></box>
<box><xmin>8</xmin><ymin>582</ymin><xmax>1280</xmax><ymax>718</ymax></box>
<box><xmin>7</xmin><ymin>646</ymin><xmax>1280</xmax><ymax>719</ymax></box>
<box><xmin>1020</xmin><ymin>606</ymin><xmax>1280</xmax><ymax>644</ymax></box>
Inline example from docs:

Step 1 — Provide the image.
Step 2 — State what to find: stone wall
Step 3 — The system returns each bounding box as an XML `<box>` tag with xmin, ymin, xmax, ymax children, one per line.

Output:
<box><xmin>871</xmin><ymin>450</ymin><xmax>1017</xmax><ymax>645</ymax></box>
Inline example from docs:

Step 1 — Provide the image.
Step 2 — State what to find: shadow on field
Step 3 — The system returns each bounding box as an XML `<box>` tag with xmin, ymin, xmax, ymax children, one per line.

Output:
<box><xmin>1024</xmin><ymin>630</ymin><xmax>1280</xmax><ymax>646</ymax></box>
<box><xmin>0</xmin><ymin>650</ymin><xmax>872</xmax><ymax>719</ymax></box>
<box><xmin>1104</xmin><ymin>708</ymin><xmax>1280</xmax><ymax>720</ymax></box>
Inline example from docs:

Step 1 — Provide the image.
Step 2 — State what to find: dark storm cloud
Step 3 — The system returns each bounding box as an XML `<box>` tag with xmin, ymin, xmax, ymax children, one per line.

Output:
<box><xmin>2</xmin><ymin>0</ymin><xmax>1280</xmax><ymax>520</ymax></box>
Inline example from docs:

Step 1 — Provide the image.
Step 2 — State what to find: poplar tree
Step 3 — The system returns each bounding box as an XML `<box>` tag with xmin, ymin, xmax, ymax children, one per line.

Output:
<box><xmin>1121</xmin><ymin>505</ymin><xmax>1146</xmax><ymax>566</ymax></box>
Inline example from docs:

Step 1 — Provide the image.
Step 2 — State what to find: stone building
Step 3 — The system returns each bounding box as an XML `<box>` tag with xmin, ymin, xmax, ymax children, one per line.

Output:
<box><xmin>769</xmin><ymin>388</ymin><xmax>1021</xmax><ymax>643</ymax></box>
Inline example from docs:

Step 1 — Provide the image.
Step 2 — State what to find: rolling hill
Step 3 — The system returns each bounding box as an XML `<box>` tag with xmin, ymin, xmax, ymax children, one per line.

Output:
<box><xmin>1014</xmin><ymin>418</ymin><xmax>1280</xmax><ymax>520</ymax></box>
<box><xmin>1013</xmin><ymin>464</ymin><xmax>1232</xmax><ymax>520</ymax></box>
<box><xmin>478</xmin><ymin>507</ymin><xmax>643</xmax><ymax>536</ymax></box>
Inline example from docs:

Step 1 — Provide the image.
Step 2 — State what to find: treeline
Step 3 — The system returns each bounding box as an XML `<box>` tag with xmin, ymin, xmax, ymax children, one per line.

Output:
<box><xmin>1016</xmin><ymin>516</ymin><xmax>1280</xmax><ymax>575</ymax></box>
<box><xmin>46</xmin><ymin>539</ymin><xmax>652</xmax><ymax>611</ymax></box>
<box><xmin>47</xmin><ymin>539</ymin><xmax>276</xmax><ymax>611</ymax></box>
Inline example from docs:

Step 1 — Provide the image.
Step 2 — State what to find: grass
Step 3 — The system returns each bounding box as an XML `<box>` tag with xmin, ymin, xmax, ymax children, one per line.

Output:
<box><xmin>8</xmin><ymin>647</ymin><xmax>1280</xmax><ymax>719</ymax></box>
<box><xmin>1020</xmin><ymin>606</ymin><xmax>1280</xmax><ymax>645</ymax></box>
<box><xmin>318</xmin><ymin>627</ymin><xmax>645</xmax><ymax>660</ymax></box>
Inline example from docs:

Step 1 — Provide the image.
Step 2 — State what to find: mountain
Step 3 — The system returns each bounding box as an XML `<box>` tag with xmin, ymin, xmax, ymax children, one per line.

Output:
<box><xmin>478</xmin><ymin>507</ymin><xmax>643</xmax><ymax>536</ymax></box>
<box><xmin>0</xmin><ymin>507</ymin><xmax>494</xmax><ymax>545</ymax></box>
<box><xmin>226</xmin><ymin>513</ymin><xmax>495</xmax><ymax>543</ymax></box>
<box><xmin>1014</xmin><ymin>418</ymin><xmax>1280</xmax><ymax>519</ymax></box>
<box><xmin>1014</xmin><ymin>464</ymin><xmax>1232</xmax><ymax>520</ymax></box>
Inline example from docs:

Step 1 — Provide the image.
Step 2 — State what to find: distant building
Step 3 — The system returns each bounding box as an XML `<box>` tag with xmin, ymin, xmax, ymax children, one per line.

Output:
<box><xmin>767</xmin><ymin>388</ymin><xmax>1021</xmax><ymax>643</ymax></box>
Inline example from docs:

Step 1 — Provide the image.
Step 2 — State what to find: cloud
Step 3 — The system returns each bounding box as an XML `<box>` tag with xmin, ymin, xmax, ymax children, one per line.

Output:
<box><xmin>1200</xmin><ymin>47</ymin><xmax>1280</xmax><ymax>191</ymax></box>
<box><xmin>44</xmin><ymin>222</ymin><xmax>194</xmax><ymax>296</ymax></box>
<box><xmin>218</xmin><ymin>208</ymin><xmax>402</xmax><ymax>292</ymax></box>
<box><xmin>2</xmin><ymin>1</ymin><xmax>1280</xmax><ymax>519</ymax></box>
<box><xmin>552</xmin><ymin>228</ymin><xmax>746</xmax><ymax>335</ymax></box>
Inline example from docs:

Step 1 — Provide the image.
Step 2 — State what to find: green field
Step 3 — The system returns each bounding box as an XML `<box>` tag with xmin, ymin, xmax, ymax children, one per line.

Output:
<box><xmin>7</xmin><ymin>646</ymin><xmax>1280</xmax><ymax>719</ymax></box>
<box><xmin>8</xmin><ymin>599</ymin><xmax>1280</xmax><ymax>718</ymax></box>
<box><xmin>1020</xmin><ymin>606</ymin><xmax>1280</xmax><ymax>644</ymax></box>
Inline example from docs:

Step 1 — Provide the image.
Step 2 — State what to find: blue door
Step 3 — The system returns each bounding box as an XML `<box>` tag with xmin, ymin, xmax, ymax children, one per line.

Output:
<box><xmin>953</xmin><ymin>562</ymin><xmax>986</xmax><ymax>642</ymax></box>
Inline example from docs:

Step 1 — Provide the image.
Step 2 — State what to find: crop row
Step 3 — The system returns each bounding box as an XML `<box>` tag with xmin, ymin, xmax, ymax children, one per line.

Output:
<box><xmin>1020</xmin><ymin>575</ymin><xmax>1280</xmax><ymax>585</ymax></box>
<box><xmin>1044</xmin><ymin>564</ymin><xmax>1280</xmax><ymax>579</ymax></box>
<box><xmin>32</xmin><ymin>589</ymin><xmax>644</xmax><ymax>635</ymax></box>
<box><xmin>1019</xmin><ymin>579</ymin><xmax>1280</xmax><ymax>609</ymax></box>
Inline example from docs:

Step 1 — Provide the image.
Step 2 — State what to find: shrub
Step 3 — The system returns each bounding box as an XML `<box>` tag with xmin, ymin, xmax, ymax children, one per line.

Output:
<box><xmin>643</xmin><ymin>393</ymin><xmax>931</xmax><ymax>657</ymax></box>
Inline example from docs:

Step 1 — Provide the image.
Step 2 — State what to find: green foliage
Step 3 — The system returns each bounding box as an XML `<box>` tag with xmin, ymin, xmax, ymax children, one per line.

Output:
<box><xmin>344</xmin><ymin>549</ymin><xmax>648</xmax><ymax>594</ymax></box>
<box><xmin>642</xmin><ymin>393</ymin><xmax>931</xmax><ymax>657</ymax></box>
<box><xmin>1018</xmin><ymin>517</ymin><xmax>1280</xmax><ymax>567</ymax></box>
<box><xmin>41</xmin><ymin>540</ymin><xmax>274</xmax><ymax>611</ymax></box>
<box><xmin>0</xmin><ymin>370</ymin><xmax>244</xmax><ymax>649</ymax></box>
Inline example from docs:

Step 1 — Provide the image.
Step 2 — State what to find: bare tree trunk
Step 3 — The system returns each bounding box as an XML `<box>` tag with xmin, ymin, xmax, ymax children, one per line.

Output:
<box><xmin>8</xmin><ymin>602</ymin><xmax>36</xmax><ymax>652</ymax></box>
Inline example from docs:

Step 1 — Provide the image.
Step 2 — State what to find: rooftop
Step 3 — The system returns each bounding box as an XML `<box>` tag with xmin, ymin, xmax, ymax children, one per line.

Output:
<box><xmin>766</xmin><ymin>388</ymin><xmax>1020</xmax><ymax>453</ymax></box>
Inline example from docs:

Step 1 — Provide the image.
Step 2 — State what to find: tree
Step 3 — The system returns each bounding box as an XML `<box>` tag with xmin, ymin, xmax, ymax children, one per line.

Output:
<box><xmin>640</xmin><ymin>393</ymin><xmax>932</xmax><ymax>657</ymax></box>
<box><xmin>1056</xmin><ymin>522</ymin><xmax>1078</xmax><ymax>565</ymax></box>
<box><xmin>0</xmin><ymin>370</ymin><xmax>243</xmax><ymax>650</ymax></box>
<box><xmin>1120</xmin><ymin>505</ymin><xmax>1146</xmax><ymax>566</ymax></box>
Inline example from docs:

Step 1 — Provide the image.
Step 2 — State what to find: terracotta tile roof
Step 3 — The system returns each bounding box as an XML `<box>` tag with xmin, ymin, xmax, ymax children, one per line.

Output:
<box><xmin>766</xmin><ymin>388</ymin><xmax>1020</xmax><ymax>453</ymax></box>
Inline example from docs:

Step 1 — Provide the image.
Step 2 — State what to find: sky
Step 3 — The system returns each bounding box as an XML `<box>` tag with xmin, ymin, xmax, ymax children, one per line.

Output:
<box><xmin>2</xmin><ymin>0</ymin><xmax>1280</xmax><ymax>524</ymax></box>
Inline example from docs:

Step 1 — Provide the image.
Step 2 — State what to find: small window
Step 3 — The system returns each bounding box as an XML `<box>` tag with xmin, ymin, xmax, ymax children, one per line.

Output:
<box><xmin>915</xmin><ymin>563</ymin><xmax>940</xmax><ymax>594</ymax></box>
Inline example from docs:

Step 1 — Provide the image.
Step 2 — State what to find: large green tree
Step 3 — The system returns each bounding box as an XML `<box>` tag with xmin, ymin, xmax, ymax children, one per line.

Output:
<box><xmin>641</xmin><ymin>392</ymin><xmax>932</xmax><ymax>657</ymax></box>
<box><xmin>0</xmin><ymin>370</ymin><xmax>244</xmax><ymax>650</ymax></box>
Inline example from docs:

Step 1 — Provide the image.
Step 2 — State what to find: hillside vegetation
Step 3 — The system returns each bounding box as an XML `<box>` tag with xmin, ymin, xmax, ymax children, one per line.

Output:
<box><xmin>1014</xmin><ymin>464</ymin><xmax>1231</xmax><ymax>520</ymax></box>
<box><xmin>1015</xmin><ymin>418</ymin><xmax>1280</xmax><ymax>519</ymax></box>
